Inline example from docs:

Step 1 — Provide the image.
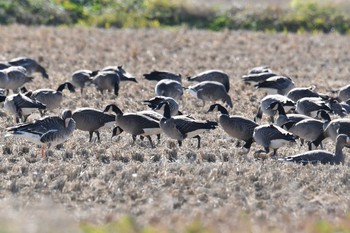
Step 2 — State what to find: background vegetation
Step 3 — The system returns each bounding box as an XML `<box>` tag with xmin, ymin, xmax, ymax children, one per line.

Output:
<box><xmin>0</xmin><ymin>0</ymin><xmax>349</xmax><ymax>33</ymax></box>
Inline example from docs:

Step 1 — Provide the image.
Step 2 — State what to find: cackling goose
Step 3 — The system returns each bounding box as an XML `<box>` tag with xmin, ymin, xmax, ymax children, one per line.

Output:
<box><xmin>71</xmin><ymin>69</ymin><xmax>99</xmax><ymax>94</ymax></box>
<box><xmin>72</xmin><ymin>106</ymin><xmax>116</xmax><ymax>142</ymax></box>
<box><xmin>187</xmin><ymin>70</ymin><xmax>230</xmax><ymax>92</ymax></box>
<box><xmin>156</xmin><ymin>101</ymin><xmax>217</xmax><ymax>148</ymax></box>
<box><xmin>286</xmin><ymin>86</ymin><xmax>329</xmax><ymax>102</ymax></box>
<box><xmin>208</xmin><ymin>103</ymin><xmax>258</xmax><ymax>151</ymax></box>
<box><xmin>253</xmin><ymin>124</ymin><xmax>296</xmax><ymax>156</ymax></box>
<box><xmin>155</xmin><ymin>79</ymin><xmax>183</xmax><ymax>100</ymax></box>
<box><xmin>254</xmin><ymin>75</ymin><xmax>295</xmax><ymax>95</ymax></box>
<box><xmin>295</xmin><ymin>97</ymin><xmax>332</xmax><ymax>117</ymax></box>
<box><xmin>143</xmin><ymin>70</ymin><xmax>182</xmax><ymax>83</ymax></box>
<box><xmin>241</xmin><ymin>72</ymin><xmax>277</xmax><ymax>85</ymax></box>
<box><xmin>3</xmin><ymin>92</ymin><xmax>46</xmax><ymax>123</ymax></box>
<box><xmin>0</xmin><ymin>66</ymin><xmax>33</xmax><ymax>93</ymax></box>
<box><xmin>188</xmin><ymin>81</ymin><xmax>233</xmax><ymax>108</ymax></box>
<box><xmin>102</xmin><ymin>65</ymin><xmax>137</xmax><ymax>83</ymax></box>
<box><xmin>8</xmin><ymin>57</ymin><xmax>49</xmax><ymax>79</ymax></box>
<box><xmin>280</xmin><ymin>134</ymin><xmax>350</xmax><ymax>165</ymax></box>
<box><xmin>92</xmin><ymin>70</ymin><xmax>120</xmax><ymax>96</ymax></box>
<box><xmin>104</xmin><ymin>104</ymin><xmax>162</xmax><ymax>148</ymax></box>
<box><xmin>6</xmin><ymin>109</ymin><xmax>75</xmax><ymax>157</ymax></box>
<box><xmin>143</xmin><ymin>96</ymin><xmax>180</xmax><ymax>116</ymax></box>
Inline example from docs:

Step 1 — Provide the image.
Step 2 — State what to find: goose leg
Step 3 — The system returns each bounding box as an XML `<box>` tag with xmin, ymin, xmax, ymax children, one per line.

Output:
<box><xmin>146</xmin><ymin>136</ymin><xmax>155</xmax><ymax>148</ymax></box>
<box><xmin>132</xmin><ymin>135</ymin><xmax>137</xmax><ymax>146</ymax></box>
<box><xmin>89</xmin><ymin>132</ymin><xmax>94</xmax><ymax>142</ymax></box>
<box><xmin>243</xmin><ymin>138</ymin><xmax>254</xmax><ymax>151</ymax></box>
<box><xmin>96</xmin><ymin>131</ymin><xmax>101</xmax><ymax>142</ymax></box>
<box><xmin>178</xmin><ymin>140</ymin><xmax>182</xmax><ymax>147</ymax></box>
<box><xmin>193</xmin><ymin>135</ymin><xmax>201</xmax><ymax>149</ymax></box>
<box><xmin>41</xmin><ymin>145</ymin><xmax>45</xmax><ymax>158</ymax></box>
<box><xmin>254</xmin><ymin>106</ymin><xmax>262</xmax><ymax>122</ymax></box>
<box><xmin>272</xmin><ymin>149</ymin><xmax>278</xmax><ymax>157</ymax></box>
<box><xmin>157</xmin><ymin>134</ymin><xmax>161</xmax><ymax>144</ymax></box>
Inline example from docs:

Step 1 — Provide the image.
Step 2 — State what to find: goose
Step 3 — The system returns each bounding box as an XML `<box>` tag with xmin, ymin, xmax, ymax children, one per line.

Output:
<box><xmin>102</xmin><ymin>65</ymin><xmax>137</xmax><ymax>83</ymax></box>
<box><xmin>187</xmin><ymin>70</ymin><xmax>230</xmax><ymax>92</ymax></box>
<box><xmin>281</xmin><ymin>118</ymin><xmax>324</xmax><ymax>150</ymax></box>
<box><xmin>268</xmin><ymin>101</ymin><xmax>312</xmax><ymax>127</ymax></box>
<box><xmin>0</xmin><ymin>61</ymin><xmax>11</xmax><ymax>70</ymax></box>
<box><xmin>255</xmin><ymin>94</ymin><xmax>295</xmax><ymax>123</ymax></box>
<box><xmin>340</xmin><ymin>99</ymin><xmax>350</xmax><ymax>114</ymax></box>
<box><xmin>1</xmin><ymin>66</ymin><xmax>33</xmax><ymax>93</ymax></box>
<box><xmin>143</xmin><ymin>96</ymin><xmax>180</xmax><ymax>116</ymax></box>
<box><xmin>92</xmin><ymin>70</ymin><xmax>120</xmax><ymax>96</ymax></box>
<box><xmin>280</xmin><ymin>134</ymin><xmax>350</xmax><ymax>165</ymax></box>
<box><xmin>72</xmin><ymin>106</ymin><xmax>116</xmax><ymax>142</ymax></box>
<box><xmin>155</xmin><ymin>79</ymin><xmax>183</xmax><ymax>100</ymax></box>
<box><xmin>286</xmin><ymin>86</ymin><xmax>329</xmax><ymax>102</ymax></box>
<box><xmin>71</xmin><ymin>69</ymin><xmax>99</xmax><ymax>94</ymax></box>
<box><xmin>3</xmin><ymin>92</ymin><xmax>46</xmax><ymax>123</ymax></box>
<box><xmin>253</xmin><ymin>124</ymin><xmax>296</xmax><ymax>156</ymax></box>
<box><xmin>338</xmin><ymin>84</ymin><xmax>350</xmax><ymax>102</ymax></box>
<box><xmin>5</xmin><ymin>109</ymin><xmax>75</xmax><ymax>157</ymax></box>
<box><xmin>143</xmin><ymin>70</ymin><xmax>182</xmax><ymax>83</ymax></box>
<box><xmin>316</xmin><ymin>110</ymin><xmax>350</xmax><ymax>144</ymax></box>
<box><xmin>241</xmin><ymin>72</ymin><xmax>277</xmax><ymax>85</ymax></box>
<box><xmin>328</xmin><ymin>98</ymin><xmax>347</xmax><ymax>117</ymax></box>
<box><xmin>207</xmin><ymin>103</ymin><xmax>258</xmax><ymax>151</ymax></box>
<box><xmin>254</xmin><ymin>75</ymin><xmax>295</xmax><ymax>95</ymax></box>
<box><xmin>156</xmin><ymin>101</ymin><xmax>218</xmax><ymax>148</ymax></box>
<box><xmin>104</xmin><ymin>104</ymin><xmax>162</xmax><ymax>148</ymax></box>
<box><xmin>188</xmin><ymin>81</ymin><xmax>233</xmax><ymax>108</ymax></box>
<box><xmin>8</xmin><ymin>57</ymin><xmax>49</xmax><ymax>79</ymax></box>
<box><xmin>29</xmin><ymin>82</ymin><xmax>75</xmax><ymax>116</ymax></box>
<box><xmin>295</xmin><ymin>97</ymin><xmax>332</xmax><ymax>117</ymax></box>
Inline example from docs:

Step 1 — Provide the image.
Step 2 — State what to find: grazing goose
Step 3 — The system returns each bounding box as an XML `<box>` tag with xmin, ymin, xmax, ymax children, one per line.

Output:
<box><xmin>254</xmin><ymin>75</ymin><xmax>295</xmax><ymax>95</ymax></box>
<box><xmin>296</xmin><ymin>97</ymin><xmax>332</xmax><ymax>117</ymax></box>
<box><xmin>187</xmin><ymin>70</ymin><xmax>230</xmax><ymax>92</ymax></box>
<box><xmin>155</xmin><ymin>79</ymin><xmax>184</xmax><ymax>100</ymax></box>
<box><xmin>328</xmin><ymin>98</ymin><xmax>347</xmax><ymax>117</ymax></box>
<box><xmin>280</xmin><ymin>134</ymin><xmax>350</xmax><ymax>165</ymax></box>
<box><xmin>0</xmin><ymin>61</ymin><xmax>11</xmax><ymax>70</ymax></box>
<box><xmin>8</xmin><ymin>57</ymin><xmax>49</xmax><ymax>79</ymax></box>
<box><xmin>72</xmin><ymin>106</ymin><xmax>116</xmax><ymax>142</ymax></box>
<box><xmin>71</xmin><ymin>69</ymin><xmax>99</xmax><ymax>94</ymax></box>
<box><xmin>104</xmin><ymin>104</ymin><xmax>162</xmax><ymax>148</ymax></box>
<box><xmin>248</xmin><ymin>66</ymin><xmax>272</xmax><ymax>74</ymax></box>
<box><xmin>207</xmin><ymin>104</ymin><xmax>258</xmax><ymax>151</ymax></box>
<box><xmin>29</xmin><ymin>82</ymin><xmax>75</xmax><ymax>115</ymax></box>
<box><xmin>3</xmin><ymin>92</ymin><xmax>46</xmax><ymax>123</ymax></box>
<box><xmin>255</xmin><ymin>94</ymin><xmax>295</xmax><ymax>123</ymax></box>
<box><xmin>316</xmin><ymin>110</ymin><xmax>350</xmax><ymax>144</ymax></box>
<box><xmin>156</xmin><ymin>101</ymin><xmax>217</xmax><ymax>148</ymax></box>
<box><xmin>281</xmin><ymin>118</ymin><xmax>324</xmax><ymax>150</ymax></box>
<box><xmin>286</xmin><ymin>86</ymin><xmax>329</xmax><ymax>102</ymax></box>
<box><xmin>268</xmin><ymin>101</ymin><xmax>312</xmax><ymax>127</ymax></box>
<box><xmin>102</xmin><ymin>65</ymin><xmax>137</xmax><ymax>83</ymax></box>
<box><xmin>1</xmin><ymin>66</ymin><xmax>33</xmax><ymax>93</ymax></box>
<box><xmin>143</xmin><ymin>70</ymin><xmax>182</xmax><ymax>83</ymax></box>
<box><xmin>143</xmin><ymin>96</ymin><xmax>180</xmax><ymax>116</ymax></box>
<box><xmin>338</xmin><ymin>84</ymin><xmax>350</xmax><ymax>102</ymax></box>
<box><xmin>5</xmin><ymin>109</ymin><xmax>75</xmax><ymax>157</ymax></box>
<box><xmin>241</xmin><ymin>72</ymin><xmax>277</xmax><ymax>85</ymax></box>
<box><xmin>92</xmin><ymin>70</ymin><xmax>120</xmax><ymax>96</ymax></box>
<box><xmin>188</xmin><ymin>81</ymin><xmax>233</xmax><ymax>108</ymax></box>
<box><xmin>253</xmin><ymin>124</ymin><xmax>296</xmax><ymax>156</ymax></box>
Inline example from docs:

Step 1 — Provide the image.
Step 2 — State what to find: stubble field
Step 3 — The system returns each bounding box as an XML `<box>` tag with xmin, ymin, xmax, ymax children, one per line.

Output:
<box><xmin>0</xmin><ymin>25</ymin><xmax>350</xmax><ymax>233</ymax></box>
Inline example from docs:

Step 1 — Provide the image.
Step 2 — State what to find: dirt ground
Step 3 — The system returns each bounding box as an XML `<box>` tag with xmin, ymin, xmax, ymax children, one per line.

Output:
<box><xmin>0</xmin><ymin>25</ymin><xmax>350</xmax><ymax>232</ymax></box>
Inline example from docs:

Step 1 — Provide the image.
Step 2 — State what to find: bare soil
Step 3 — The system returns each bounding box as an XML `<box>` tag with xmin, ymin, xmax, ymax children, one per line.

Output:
<box><xmin>0</xmin><ymin>25</ymin><xmax>350</xmax><ymax>233</ymax></box>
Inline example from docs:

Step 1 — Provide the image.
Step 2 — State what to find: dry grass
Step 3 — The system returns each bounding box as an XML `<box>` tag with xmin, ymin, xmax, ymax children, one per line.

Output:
<box><xmin>0</xmin><ymin>25</ymin><xmax>350</xmax><ymax>232</ymax></box>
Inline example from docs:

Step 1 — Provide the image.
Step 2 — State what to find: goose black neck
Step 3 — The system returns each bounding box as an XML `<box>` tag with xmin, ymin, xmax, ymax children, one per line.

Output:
<box><xmin>163</xmin><ymin>103</ymin><xmax>171</xmax><ymax>118</ymax></box>
<box><xmin>276</xmin><ymin>102</ymin><xmax>286</xmax><ymax>115</ymax></box>
<box><xmin>217</xmin><ymin>104</ymin><xmax>229</xmax><ymax>115</ymax></box>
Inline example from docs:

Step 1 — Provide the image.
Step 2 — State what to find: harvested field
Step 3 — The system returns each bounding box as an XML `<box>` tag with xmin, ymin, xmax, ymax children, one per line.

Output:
<box><xmin>0</xmin><ymin>25</ymin><xmax>350</xmax><ymax>232</ymax></box>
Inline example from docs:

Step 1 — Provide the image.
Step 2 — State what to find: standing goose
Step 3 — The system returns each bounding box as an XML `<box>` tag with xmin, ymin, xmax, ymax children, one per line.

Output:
<box><xmin>154</xmin><ymin>79</ymin><xmax>183</xmax><ymax>100</ymax></box>
<box><xmin>296</xmin><ymin>97</ymin><xmax>332</xmax><ymax>117</ymax></box>
<box><xmin>286</xmin><ymin>86</ymin><xmax>329</xmax><ymax>102</ymax></box>
<box><xmin>187</xmin><ymin>70</ymin><xmax>230</xmax><ymax>92</ymax></box>
<box><xmin>188</xmin><ymin>81</ymin><xmax>233</xmax><ymax>108</ymax></box>
<box><xmin>104</xmin><ymin>104</ymin><xmax>162</xmax><ymax>148</ymax></box>
<box><xmin>253</xmin><ymin>124</ymin><xmax>296</xmax><ymax>156</ymax></box>
<box><xmin>255</xmin><ymin>94</ymin><xmax>295</xmax><ymax>123</ymax></box>
<box><xmin>156</xmin><ymin>101</ymin><xmax>218</xmax><ymax>148</ymax></box>
<box><xmin>241</xmin><ymin>72</ymin><xmax>277</xmax><ymax>86</ymax></box>
<box><xmin>9</xmin><ymin>57</ymin><xmax>49</xmax><ymax>79</ymax></box>
<box><xmin>102</xmin><ymin>65</ymin><xmax>137</xmax><ymax>83</ymax></box>
<box><xmin>143</xmin><ymin>96</ymin><xmax>180</xmax><ymax>116</ymax></box>
<box><xmin>1</xmin><ymin>66</ymin><xmax>33</xmax><ymax>93</ymax></box>
<box><xmin>92</xmin><ymin>70</ymin><xmax>120</xmax><ymax>96</ymax></box>
<box><xmin>143</xmin><ymin>70</ymin><xmax>182</xmax><ymax>83</ymax></box>
<box><xmin>254</xmin><ymin>75</ymin><xmax>295</xmax><ymax>95</ymax></box>
<box><xmin>3</xmin><ymin>92</ymin><xmax>46</xmax><ymax>123</ymax></box>
<box><xmin>71</xmin><ymin>69</ymin><xmax>99</xmax><ymax>94</ymax></box>
<box><xmin>29</xmin><ymin>82</ymin><xmax>75</xmax><ymax>116</ymax></box>
<box><xmin>5</xmin><ymin>109</ymin><xmax>75</xmax><ymax>157</ymax></box>
<box><xmin>281</xmin><ymin>118</ymin><xmax>324</xmax><ymax>150</ymax></box>
<box><xmin>280</xmin><ymin>134</ymin><xmax>350</xmax><ymax>165</ymax></box>
<box><xmin>72</xmin><ymin>106</ymin><xmax>116</xmax><ymax>142</ymax></box>
<box><xmin>268</xmin><ymin>101</ymin><xmax>312</xmax><ymax>127</ymax></box>
<box><xmin>207</xmin><ymin>104</ymin><xmax>258</xmax><ymax>151</ymax></box>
